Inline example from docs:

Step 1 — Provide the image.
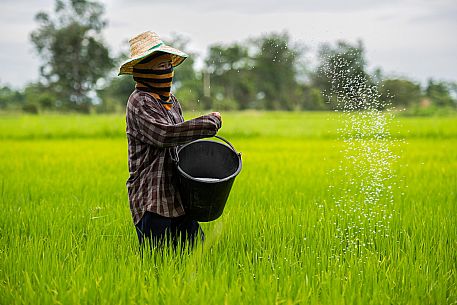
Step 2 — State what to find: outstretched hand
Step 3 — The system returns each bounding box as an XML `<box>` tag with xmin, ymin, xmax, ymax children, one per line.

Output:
<box><xmin>211</xmin><ymin>112</ymin><xmax>222</xmax><ymax>123</ymax></box>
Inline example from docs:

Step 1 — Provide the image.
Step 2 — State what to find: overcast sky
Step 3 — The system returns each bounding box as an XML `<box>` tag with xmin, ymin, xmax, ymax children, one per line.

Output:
<box><xmin>1</xmin><ymin>0</ymin><xmax>456</xmax><ymax>89</ymax></box>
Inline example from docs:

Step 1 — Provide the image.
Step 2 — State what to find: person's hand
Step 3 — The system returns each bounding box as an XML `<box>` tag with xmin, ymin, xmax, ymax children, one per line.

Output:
<box><xmin>211</xmin><ymin>112</ymin><xmax>221</xmax><ymax>122</ymax></box>
<box><xmin>210</xmin><ymin>112</ymin><xmax>222</xmax><ymax>128</ymax></box>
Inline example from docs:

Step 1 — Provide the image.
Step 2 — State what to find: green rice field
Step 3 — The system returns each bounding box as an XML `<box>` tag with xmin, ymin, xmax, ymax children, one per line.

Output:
<box><xmin>0</xmin><ymin>112</ymin><xmax>456</xmax><ymax>304</ymax></box>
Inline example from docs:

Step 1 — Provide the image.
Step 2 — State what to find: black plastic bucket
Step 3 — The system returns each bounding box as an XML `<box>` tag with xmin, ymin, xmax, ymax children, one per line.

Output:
<box><xmin>173</xmin><ymin>136</ymin><xmax>242</xmax><ymax>222</ymax></box>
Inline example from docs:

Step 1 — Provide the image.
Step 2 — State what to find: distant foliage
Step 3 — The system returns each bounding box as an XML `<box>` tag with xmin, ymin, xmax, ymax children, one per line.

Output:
<box><xmin>312</xmin><ymin>40</ymin><xmax>374</xmax><ymax>110</ymax></box>
<box><xmin>378</xmin><ymin>79</ymin><xmax>422</xmax><ymax>109</ymax></box>
<box><xmin>30</xmin><ymin>0</ymin><xmax>114</xmax><ymax>113</ymax></box>
<box><xmin>0</xmin><ymin>85</ymin><xmax>24</xmax><ymax>111</ymax></box>
<box><xmin>2</xmin><ymin>1</ymin><xmax>455</xmax><ymax>114</ymax></box>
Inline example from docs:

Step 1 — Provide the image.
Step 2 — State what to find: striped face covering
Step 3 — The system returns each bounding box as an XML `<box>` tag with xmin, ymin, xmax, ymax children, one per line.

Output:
<box><xmin>133</xmin><ymin>52</ymin><xmax>174</xmax><ymax>110</ymax></box>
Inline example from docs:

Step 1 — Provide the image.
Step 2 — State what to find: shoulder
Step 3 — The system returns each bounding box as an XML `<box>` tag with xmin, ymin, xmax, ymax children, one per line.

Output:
<box><xmin>170</xmin><ymin>93</ymin><xmax>179</xmax><ymax>105</ymax></box>
<box><xmin>128</xmin><ymin>90</ymin><xmax>152</xmax><ymax>107</ymax></box>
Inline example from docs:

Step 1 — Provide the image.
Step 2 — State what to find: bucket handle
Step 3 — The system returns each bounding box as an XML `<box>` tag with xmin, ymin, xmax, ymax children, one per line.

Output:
<box><xmin>170</xmin><ymin>146</ymin><xmax>179</xmax><ymax>164</ymax></box>
<box><xmin>214</xmin><ymin>135</ymin><xmax>240</xmax><ymax>155</ymax></box>
<box><xmin>170</xmin><ymin>135</ymin><xmax>241</xmax><ymax>164</ymax></box>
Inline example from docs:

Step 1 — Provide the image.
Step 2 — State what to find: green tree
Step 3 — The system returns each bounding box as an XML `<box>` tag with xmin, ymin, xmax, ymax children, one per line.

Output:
<box><xmin>297</xmin><ymin>84</ymin><xmax>328</xmax><ymax>110</ymax></box>
<box><xmin>166</xmin><ymin>33</ymin><xmax>198</xmax><ymax>89</ymax></box>
<box><xmin>205</xmin><ymin>43</ymin><xmax>254</xmax><ymax>110</ymax></box>
<box><xmin>312</xmin><ymin>40</ymin><xmax>373</xmax><ymax>110</ymax></box>
<box><xmin>167</xmin><ymin>33</ymin><xmax>205</xmax><ymax>111</ymax></box>
<box><xmin>97</xmin><ymin>76</ymin><xmax>134</xmax><ymax>113</ymax></box>
<box><xmin>425</xmin><ymin>79</ymin><xmax>456</xmax><ymax>108</ymax></box>
<box><xmin>378</xmin><ymin>79</ymin><xmax>422</xmax><ymax>109</ymax></box>
<box><xmin>23</xmin><ymin>82</ymin><xmax>58</xmax><ymax>113</ymax></box>
<box><xmin>0</xmin><ymin>84</ymin><xmax>24</xmax><ymax>111</ymax></box>
<box><xmin>251</xmin><ymin>32</ymin><xmax>304</xmax><ymax>110</ymax></box>
<box><xmin>30</xmin><ymin>0</ymin><xmax>114</xmax><ymax>112</ymax></box>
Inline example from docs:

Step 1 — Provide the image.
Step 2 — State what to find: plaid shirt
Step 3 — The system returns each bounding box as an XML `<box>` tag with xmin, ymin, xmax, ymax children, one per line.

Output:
<box><xmin>125</xmin><ymin>89</ymin><xmax>222</xmax><ymax>224</ymax></box>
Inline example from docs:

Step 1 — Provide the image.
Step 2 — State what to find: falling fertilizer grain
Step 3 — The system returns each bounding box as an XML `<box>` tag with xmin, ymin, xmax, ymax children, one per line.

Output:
<box><xmin>321</xmin><ymin>51</ymin><xmax>402</xmax><ymax>257</ymax></box>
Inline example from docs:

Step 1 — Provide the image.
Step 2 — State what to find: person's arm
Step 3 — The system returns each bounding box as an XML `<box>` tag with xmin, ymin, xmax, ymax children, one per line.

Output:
<box><xmin>131</xmin><ymin>95</ymin><xmax>221</xmax><ymax>148</ymax></box>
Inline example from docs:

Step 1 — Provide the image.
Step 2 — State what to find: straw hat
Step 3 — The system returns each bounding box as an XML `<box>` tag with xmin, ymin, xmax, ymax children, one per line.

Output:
<box><xmin>118</xmin><ymin>31</ymin><xmax>188</xmax><ymax>75</ymax></box>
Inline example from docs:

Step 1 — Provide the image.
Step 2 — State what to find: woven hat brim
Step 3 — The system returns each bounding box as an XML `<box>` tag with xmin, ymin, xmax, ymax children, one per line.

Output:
<box><xmin>118</xmin><ymin>45</ymin><xmax>188</xmax><ymax>75</ymax></box>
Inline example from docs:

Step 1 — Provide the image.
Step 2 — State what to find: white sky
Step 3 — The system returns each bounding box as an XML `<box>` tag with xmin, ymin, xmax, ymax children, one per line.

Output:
<box><xmin>1</xmin><ymin>0</ymin><xmax>456</xmax><ymax>89</ymax></box>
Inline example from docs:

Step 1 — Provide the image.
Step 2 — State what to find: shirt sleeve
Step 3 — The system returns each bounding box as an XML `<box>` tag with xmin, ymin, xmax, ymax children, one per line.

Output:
<box><xmin>130</xmin><ymin>93</ymin><xmax>221</xmax><ymax>148</ymax></box>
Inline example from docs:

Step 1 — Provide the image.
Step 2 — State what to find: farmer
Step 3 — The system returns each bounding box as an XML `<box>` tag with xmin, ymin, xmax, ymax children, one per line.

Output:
<box><xmin>118</xmin><ymin>31</ymin><xmax>222</xmax><ymax>251</ymax></box>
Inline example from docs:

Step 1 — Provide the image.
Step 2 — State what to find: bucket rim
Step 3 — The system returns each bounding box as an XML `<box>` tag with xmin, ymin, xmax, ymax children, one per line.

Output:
<box><xmin>176</xmin><ymin>139</ymin><xmax>242</xmax><ymax>183</ymax></box>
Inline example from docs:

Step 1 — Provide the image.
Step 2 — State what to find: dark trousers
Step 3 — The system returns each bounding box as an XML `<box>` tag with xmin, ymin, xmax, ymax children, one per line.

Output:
<box><xmin>135</xmin><ymin>211</ymin><xmax>204</xmax><ymax>252</ymax></box>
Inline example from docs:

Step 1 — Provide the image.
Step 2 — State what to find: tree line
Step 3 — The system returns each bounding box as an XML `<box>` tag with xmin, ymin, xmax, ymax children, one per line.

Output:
<box><xmin>1</xmin><ymin>0</ymin><xmax>456</xmax><ymax>114</ymax></box>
